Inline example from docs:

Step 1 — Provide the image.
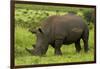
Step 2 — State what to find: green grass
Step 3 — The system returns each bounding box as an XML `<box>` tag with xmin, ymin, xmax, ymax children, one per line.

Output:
<box><xmin>15</xmin><ymin>26</ymin><xmax>95</xmax><ymax>65</ymax></box>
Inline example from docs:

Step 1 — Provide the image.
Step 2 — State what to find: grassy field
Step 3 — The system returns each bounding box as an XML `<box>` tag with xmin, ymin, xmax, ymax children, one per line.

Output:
<box><xmin>15</xmin><ymin>4</ymin><xmax>95</xmax><ymax>66</ymax></box>
<box><xmin>15</xmin><ymin>26</ymin><xmax>95</xmax><ymax>65</ymax></box>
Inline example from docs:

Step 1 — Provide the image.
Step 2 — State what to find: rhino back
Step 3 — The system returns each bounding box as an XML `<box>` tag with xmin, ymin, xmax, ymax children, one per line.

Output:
<box><xmin>41</xmin><ymin>15</ymin><xmax>86</xmax><ymax>42</ymax></box>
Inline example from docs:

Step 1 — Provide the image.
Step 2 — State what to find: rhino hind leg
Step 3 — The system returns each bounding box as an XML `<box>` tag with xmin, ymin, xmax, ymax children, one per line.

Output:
<box><xmin>82</xmin><ymin>28</ymin><xmax>89</xmax><ymax>53</ymax></box>
<box><xmin>75</xmin><ymin>39</ymin><xmax>81</xmax><ymax>53</ymax></box>
<box><xmin>54</xmin><ymin>40</ymin><xmax>63</xmax><ymax>55</ymax></box>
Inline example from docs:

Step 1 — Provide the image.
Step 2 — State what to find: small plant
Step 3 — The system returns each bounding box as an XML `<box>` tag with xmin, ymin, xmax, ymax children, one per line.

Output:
<box><xmin>83</xmin><ymin>9</ymin><xmax>94</xmax><ymax>23</ymax></box>
<box><xmin>89</xmin><ymin>23</ymin><xmax>94</xmax><ymax>30</ymax></box>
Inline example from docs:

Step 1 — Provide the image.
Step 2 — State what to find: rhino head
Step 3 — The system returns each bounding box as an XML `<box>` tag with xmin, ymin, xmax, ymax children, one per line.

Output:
<box><xmin>26</xmin><ymin>28</ymin><xmax>49</xmax><ymax>56</ymax></box>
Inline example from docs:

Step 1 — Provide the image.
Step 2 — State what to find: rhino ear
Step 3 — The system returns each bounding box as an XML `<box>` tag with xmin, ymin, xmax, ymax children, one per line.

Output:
<box><xmin>38</xmin><ymin>28</ymin><xmax>43</xmax><ymax>34</ymax></box>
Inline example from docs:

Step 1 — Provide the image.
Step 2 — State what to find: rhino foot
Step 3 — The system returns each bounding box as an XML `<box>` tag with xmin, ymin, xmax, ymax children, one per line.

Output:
<box><xmin>55</xmin><ymin>52</ymin><xmax>62</xmax><ymax>56</ymax></box>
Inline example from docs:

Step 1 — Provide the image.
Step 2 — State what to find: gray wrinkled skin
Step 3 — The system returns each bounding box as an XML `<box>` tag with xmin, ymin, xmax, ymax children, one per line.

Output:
<box><xmin>26</xmin><ymin>14</ymin><xmax>89</xmax><ymax>56</ymax></box>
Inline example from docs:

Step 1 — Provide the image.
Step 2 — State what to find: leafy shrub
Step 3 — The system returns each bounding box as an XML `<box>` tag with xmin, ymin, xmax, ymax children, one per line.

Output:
<box><xmin>89</xmin><ymin>23</ymin><xmax>94</xmax><ymax>30</ymax></box>
<box><xmin>83</xmin><ymin>9</ymin><xmax>94</xmax><ymax>23</ymax></box>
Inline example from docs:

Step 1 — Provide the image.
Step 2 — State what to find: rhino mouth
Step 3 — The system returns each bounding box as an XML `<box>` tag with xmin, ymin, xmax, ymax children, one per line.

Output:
<box><xmin>25</xmin><ymin>44</ymin><xmax>36</xmax><ymax>55</ymax></box>
<box><xmin>25</xmin><ymin>47</ymin><xmax>45</xmax><ymax>56</ymax></box>
<box><xmin>25</xmin><ymin>48</ymin><xmax>34</xmax><ymax>55</ymax></box>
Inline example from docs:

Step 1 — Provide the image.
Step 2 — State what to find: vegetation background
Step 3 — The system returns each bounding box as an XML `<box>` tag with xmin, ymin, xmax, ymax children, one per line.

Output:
<box><xmin>15</xmin><ymin>4</ymin><xmax>95</xmax><ymax>65</ymax></box>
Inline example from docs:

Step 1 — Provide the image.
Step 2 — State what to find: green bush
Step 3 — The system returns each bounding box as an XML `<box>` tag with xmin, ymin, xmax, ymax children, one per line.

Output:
<box><xmin>83</xmin><ymin>9</ymin><xmax>94</xmax><ymax>23</ymax></box>
<box><xmin>89</xmin><ymin>23</ymin><xmax>94</xmax><ymax>30</ymax></box>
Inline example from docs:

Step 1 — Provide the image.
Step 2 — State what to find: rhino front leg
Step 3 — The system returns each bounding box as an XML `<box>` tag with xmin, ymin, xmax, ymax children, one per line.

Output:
<box><xmin>54</xmin><ymin>40</ymin><xmax>63</xmax><ymax>55</ymax></box>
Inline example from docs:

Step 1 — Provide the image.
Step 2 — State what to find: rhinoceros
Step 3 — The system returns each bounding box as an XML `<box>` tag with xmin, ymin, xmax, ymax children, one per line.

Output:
<box><xmin>26</xmin><ymin>13</ymin><xmax>89</xmax><ymax>56</ymax></box>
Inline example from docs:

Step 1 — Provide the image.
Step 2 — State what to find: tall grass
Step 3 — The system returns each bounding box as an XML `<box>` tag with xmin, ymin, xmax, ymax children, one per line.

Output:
<box><xmin>15</xmin><ymin>26</ymin><xmax>95</xmax><ymax>65</ymax></box>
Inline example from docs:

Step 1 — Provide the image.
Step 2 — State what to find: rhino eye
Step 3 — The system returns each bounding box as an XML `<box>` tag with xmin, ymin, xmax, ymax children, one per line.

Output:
<box><xmin>38</xmin><ymin>28</ymin><xmax>43</xmax><ymax>33</ymax></box>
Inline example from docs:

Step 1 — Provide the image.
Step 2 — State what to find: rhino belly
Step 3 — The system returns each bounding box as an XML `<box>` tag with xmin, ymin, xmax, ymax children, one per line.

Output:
<box><xmin>63</xmin><ymin>28</ymin><xmax>83</xmax><ymax>44</ymax></box>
